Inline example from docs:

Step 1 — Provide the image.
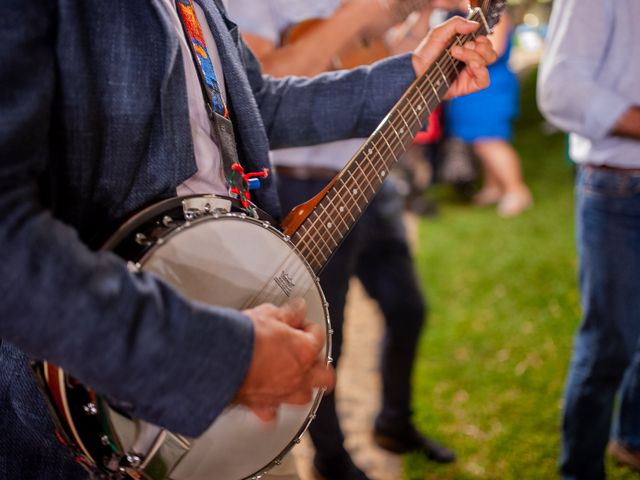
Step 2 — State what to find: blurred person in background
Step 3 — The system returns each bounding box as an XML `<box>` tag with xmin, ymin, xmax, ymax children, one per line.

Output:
<box><xmin>227</xmin><ymin>1</ymin><xmax>459</xmax><ymax>478</ymax></box>
<box><xmin>538</xmin><ymin>0</ymin><xmax>640</xmax><ymax>478</ymax></box>
<box><xmin>445</xmin><ymin>1</ymin><xmax>532</xmax><ymax>217</ymax></box>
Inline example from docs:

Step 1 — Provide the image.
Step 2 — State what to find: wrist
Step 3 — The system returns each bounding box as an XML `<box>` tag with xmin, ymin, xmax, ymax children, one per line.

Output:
<box><xmin>612</xmin><ymin>106</ymin><xmax>640</xmax><ymax>140</ymax></box>
<box><xmin>411</xmin><ymin>52</ymin><xmax>428</xmax><ymax>77</ymax></box>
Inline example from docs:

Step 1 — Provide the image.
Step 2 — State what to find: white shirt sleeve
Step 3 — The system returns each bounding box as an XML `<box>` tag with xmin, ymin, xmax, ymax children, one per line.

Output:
<box><xmin>226</xmin><ymin>0</ymin><xmax>283</xmax><ymax>44</ymax></box>
<box><xmin>537</xmin><ymin>0</ymin><xmax>632</xmax><ymax>141</ymax></box>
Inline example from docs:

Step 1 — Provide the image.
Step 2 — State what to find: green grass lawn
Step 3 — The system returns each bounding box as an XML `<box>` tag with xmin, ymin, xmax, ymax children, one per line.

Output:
<box><xmin>406</xmin><ymin>72</ymin><xmax>638</xmax><ymax>480</ymax></box>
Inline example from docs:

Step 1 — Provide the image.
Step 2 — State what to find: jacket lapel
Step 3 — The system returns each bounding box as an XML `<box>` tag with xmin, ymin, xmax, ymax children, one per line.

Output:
<box><xmin>193</xmin><ymin>0</ymin><xmax>272</xmax><ymax>180</ymax></box>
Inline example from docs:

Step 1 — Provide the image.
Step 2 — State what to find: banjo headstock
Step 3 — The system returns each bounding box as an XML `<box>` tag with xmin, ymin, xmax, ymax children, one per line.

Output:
<box><xmin>468</xmin><ymin>0</ymin><xmax>507</xmax><ymax>33</ymax></box>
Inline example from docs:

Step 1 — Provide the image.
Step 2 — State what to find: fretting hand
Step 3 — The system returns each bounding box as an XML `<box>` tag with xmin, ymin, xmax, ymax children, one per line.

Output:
<box><xmin>412</xmin><ymin>16</ymin><xmax>497</xmax><ymax>100</ymax></box>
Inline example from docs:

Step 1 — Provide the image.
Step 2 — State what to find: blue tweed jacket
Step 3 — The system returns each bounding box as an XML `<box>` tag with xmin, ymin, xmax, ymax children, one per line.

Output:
<box><xmin>0</xmin><ymin>0</ymin><xmax>415</xmax><ymax>477</ymax></box>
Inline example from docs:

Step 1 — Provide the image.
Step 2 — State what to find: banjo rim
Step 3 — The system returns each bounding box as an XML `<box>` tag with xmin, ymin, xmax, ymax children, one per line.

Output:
<box><xmin>34</xmin><ymin>194</ymin><xmax>332</xmax><ymax>480</ymax></box>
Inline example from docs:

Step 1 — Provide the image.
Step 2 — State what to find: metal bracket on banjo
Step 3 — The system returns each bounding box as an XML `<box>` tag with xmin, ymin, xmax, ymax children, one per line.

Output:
<box><xmin>181</xmin><ymin>196</ymin><xmax>232</xmax><ymax>220</ymax></box>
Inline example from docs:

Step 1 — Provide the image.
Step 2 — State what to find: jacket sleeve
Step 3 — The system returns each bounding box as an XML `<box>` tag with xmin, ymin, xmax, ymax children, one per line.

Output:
<box><xmin>0</xmin><ymin>0</ymin><xmax>253</xmax><ymax>437</ymax></box>
<box><xmin>537</xmin><ymin>0</ymin><xmax>631</xmax><ymax>140</ymax></box>
<box><xmin>240</xmin><ymin>41</ymin><xmax>417</xmax><ymax>149</ymax></box>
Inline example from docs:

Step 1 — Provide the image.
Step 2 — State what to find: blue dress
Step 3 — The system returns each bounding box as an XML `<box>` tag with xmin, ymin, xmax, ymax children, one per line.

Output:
<box><xmin>445</xmin><ymin>35</ymin><xmax>519</xmax><ymax>142</ymax></box>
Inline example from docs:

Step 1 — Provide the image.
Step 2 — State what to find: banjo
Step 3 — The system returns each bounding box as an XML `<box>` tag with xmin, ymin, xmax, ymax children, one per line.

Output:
<box><xmin>33</xmin><ymin>2</ymin><xmax>504</xmax><ymax>479</ymax></box>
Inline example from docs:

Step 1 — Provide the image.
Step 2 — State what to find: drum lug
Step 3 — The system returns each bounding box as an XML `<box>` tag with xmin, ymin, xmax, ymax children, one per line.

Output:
<box><xmin>162</xmin><ymin>215</ymin><xmax>175</xmax><ymax>227</ymax></box>
<box><xmin>134</xmin><ymin>233</ymin><xmax>152</xmax><ymax>246</ymax></box>
<box><xmin>83</xmin><ymin>402</ymin><xmax>98</xmax><ymax>416</ymax></box>
<box><xmin>182</xmin><ymin>196</ymin><xmax>232</xmax><ymax>219</ymax></box>
<box><xmin>124</xmin><ymin>453</ymin><xmax>143</xmax><ymax>469</ymax></box>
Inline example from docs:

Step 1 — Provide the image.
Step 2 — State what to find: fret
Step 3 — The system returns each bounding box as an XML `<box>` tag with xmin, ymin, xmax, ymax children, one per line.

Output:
<box><xmin>295</xmin><ymin>231</ymin><xmax>321</xmax><ymax>263</ymax></box>
<box><xmin>444</xmin><ymin>50</ymin><xmax>458</xmax><ymax>73</ymax></box>
<box><xmin>365</xmin><ymin>149</ymin><xmax>385</xmax><ymax>183</ymax></box>
<box><xmin>306</xmin><ymin>222</ymin><xmax>334</xmax><ymax>258</ymax></box>
<box><xmin>338</xmin><ymin>195</ymin><xmax>359</xmax><ymax>224</ymax></box>
<box><xmin>353</xmin><ymin>160</ymin><xmax>378</xmax><ymax>198</ymax></box>
<box><xmin>380</xmin><ymin>134</ymin><xmax>399</xmax><ymax>164</ymax></box>
<box><xmin>289</xmin><ymin>5</ymin><xmax>505</xmax><ymax>275</ymax></box>
<box><xmin>407</xmin><ymin>101</ymin><xmax>422</xmax><ymax>123</ymax></box>
<box><xmin>322</xmin><ymin>222</ymin><xmax>340</xmax><ymax>250</ymax></box>
<box><xmin>296</xmin><ymin>223</ymin><xmax>319</xmax><ymax>251</ymax></box>
<box><xmin>370</xmin><ymin>140</ymin><xmax>389</xmax><ymax>171</ymax></box>
<box><xmin>424</xmin><ymin>74</ymin><xmax>441</xmax><ymax>104</ymax></box>
<box><xmin>344</xmin><ymin>172</ymin><xmax>370</xmax><ymax>205</ymax></box>
<box><xmin>366</xmin><ymin>150</ymin><xmax>389</xmax><ymax>183</ymax></box>
<box><xmin>330</xmin><ymin>184</ymin><xmax>359</xmax><ymax>224</ymax></box>
<box><xmin>357</xmin><ymin>151</ymin><xmax>378</xmax><ymax>187</ymax></box>
<box><xmin>333</xmin><ymin>201</ymin><xmax>353</xmax><ymax>231</ymax></box>
<box><xmin>413</xmin><ymin>87</ymin><xmax>431</xmax><ymax>116</ymax></box>
<box><xmin>435</xmin><ymin>61</ymin><xmax>450</xmax><ymax>90</ymax></box>
<box><xmin>396</xmin><ymin>107</ymin><xmax>414</xmax><ymax>135</ymax></box>
<box><xmin>388</xmin><ymin>122</ymin><xmax>405</xmax><ymax>147</ymax></box>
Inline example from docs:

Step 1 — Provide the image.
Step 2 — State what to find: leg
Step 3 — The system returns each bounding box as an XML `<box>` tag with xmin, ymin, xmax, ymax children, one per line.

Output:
<box><xmin>472</xmin><ymin>140</ymin><xmax>532</xmax><ymax>217</ymax></box>
<box><xmin>616</xmin><ymin>348</ymin><xmax>640</xmax><ymax>451</ymax></box>
<box><xmin>277</xmin><ymin>173</ymin><xmax>369</xmax><ymax>479</ymax></box>
<box><xmin>560</xmin><ymin>167</ymin><xmax>640</xmax><ymax>480</ymax></box>
<box><xmin>355</xmin><ymin>180</ymin><xmax>455</xmax><ymax>463</ymax></box>
<box><xmin>355</xmin><ymin>181</ymin><xmax>425</xmax><ymax>430</ymax></box>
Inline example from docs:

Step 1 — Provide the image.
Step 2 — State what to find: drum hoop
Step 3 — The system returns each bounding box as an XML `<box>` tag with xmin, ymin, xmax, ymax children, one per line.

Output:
<box><xmin>130</xmin><ymin>211</ymin><xmax>332</xmax><ymax>478</ymax></box>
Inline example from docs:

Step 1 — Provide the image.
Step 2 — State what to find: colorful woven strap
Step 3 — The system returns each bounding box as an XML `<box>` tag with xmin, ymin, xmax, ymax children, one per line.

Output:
<box><xmin>176</xmin><ymin>0</ymin><xmax>229</xmax><ymax>118</ymax></box>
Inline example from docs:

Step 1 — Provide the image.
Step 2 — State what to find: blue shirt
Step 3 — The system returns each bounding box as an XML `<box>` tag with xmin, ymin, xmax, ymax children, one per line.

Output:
<box><xmin>537</xmin><ymin>0</ymin><xmax>640</xmax><ymax>167</ymax></box>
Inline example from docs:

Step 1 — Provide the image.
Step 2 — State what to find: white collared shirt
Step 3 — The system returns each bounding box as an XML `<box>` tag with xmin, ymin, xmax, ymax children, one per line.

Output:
<box><xmin>227</xmin><ymin>0</ymin><xmax>365</xmax><ymax>171</ymax></box>
<box><xmin>538</xmin><ymin>0</ymin><xmax>640</xmax><ymax>167</ymax></box>
<box><xmin>160</xmin><ymin>0</ymin><xmax>229</xmax><ymax>195</ymax></box>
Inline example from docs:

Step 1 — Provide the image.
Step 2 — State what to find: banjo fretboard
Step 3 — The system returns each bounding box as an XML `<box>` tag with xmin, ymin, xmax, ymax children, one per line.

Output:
<box><xmin>290</xmin><ymin>8</ymin><xmax>490</xmax><ymax>274</ymax></box>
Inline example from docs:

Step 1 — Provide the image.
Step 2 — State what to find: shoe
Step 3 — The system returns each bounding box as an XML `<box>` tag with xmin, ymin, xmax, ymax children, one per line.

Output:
<box><xmin>608</xmin><ymin>440</ymin><xmax>640</xmax><ymax>472</ymax></box>
<box><xmin>311</xmin><ymin>454</ymin><xmax>370</xmax><ymax>480</ymax></box>
<box><xmin>471</xmin><ymin>188</ymin><xmax>502</xmax><ymax>206</ymax></box>
<box><xmin>373</xmin><ymin>425</ymin><xmax>456</xmax><ymax>463</ymax></box>
<box><xmin>496</xmin><ymin>189</ymin><xmax>533</xmax><ymax>217</ymax></box>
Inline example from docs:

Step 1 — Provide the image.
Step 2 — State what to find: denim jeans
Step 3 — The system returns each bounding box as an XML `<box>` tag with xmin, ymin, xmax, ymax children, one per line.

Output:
<box><xmin>560</xmin><ymin>166</ymin><xmax>640</xmax><ymax>479</ymax></box>
<box><xmin>277</xmin><ymin>176</ymin><xmax>426</xmax><ymax>463</ymax></box>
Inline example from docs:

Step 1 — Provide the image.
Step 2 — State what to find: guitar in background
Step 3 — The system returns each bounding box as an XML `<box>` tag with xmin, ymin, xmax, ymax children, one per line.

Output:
<box><xmin>282</xmin><ymin>0</ymin><xmax>458</xmax><ymax>70</ymax></box>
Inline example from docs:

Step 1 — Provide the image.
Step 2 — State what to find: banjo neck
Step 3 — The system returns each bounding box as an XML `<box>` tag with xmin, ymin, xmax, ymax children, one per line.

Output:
<box><xmin>282</xmin><ymin>7</ymin><xmax>491</xmax><ymax>275</ymax></box>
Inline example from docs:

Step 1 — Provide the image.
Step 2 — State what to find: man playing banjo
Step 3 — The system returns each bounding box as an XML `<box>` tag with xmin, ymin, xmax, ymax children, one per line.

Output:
<box><xmin>0</xmin><ymin>0</ymin><xmax>496</xmax><ymax>478</ymax></box>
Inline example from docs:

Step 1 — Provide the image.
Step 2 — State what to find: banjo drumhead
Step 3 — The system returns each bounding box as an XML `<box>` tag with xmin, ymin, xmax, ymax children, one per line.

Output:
<box><xmin>134</xmin><ymin>215</ymin><xmax>328</xmax><ymax>479</ymax></box>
